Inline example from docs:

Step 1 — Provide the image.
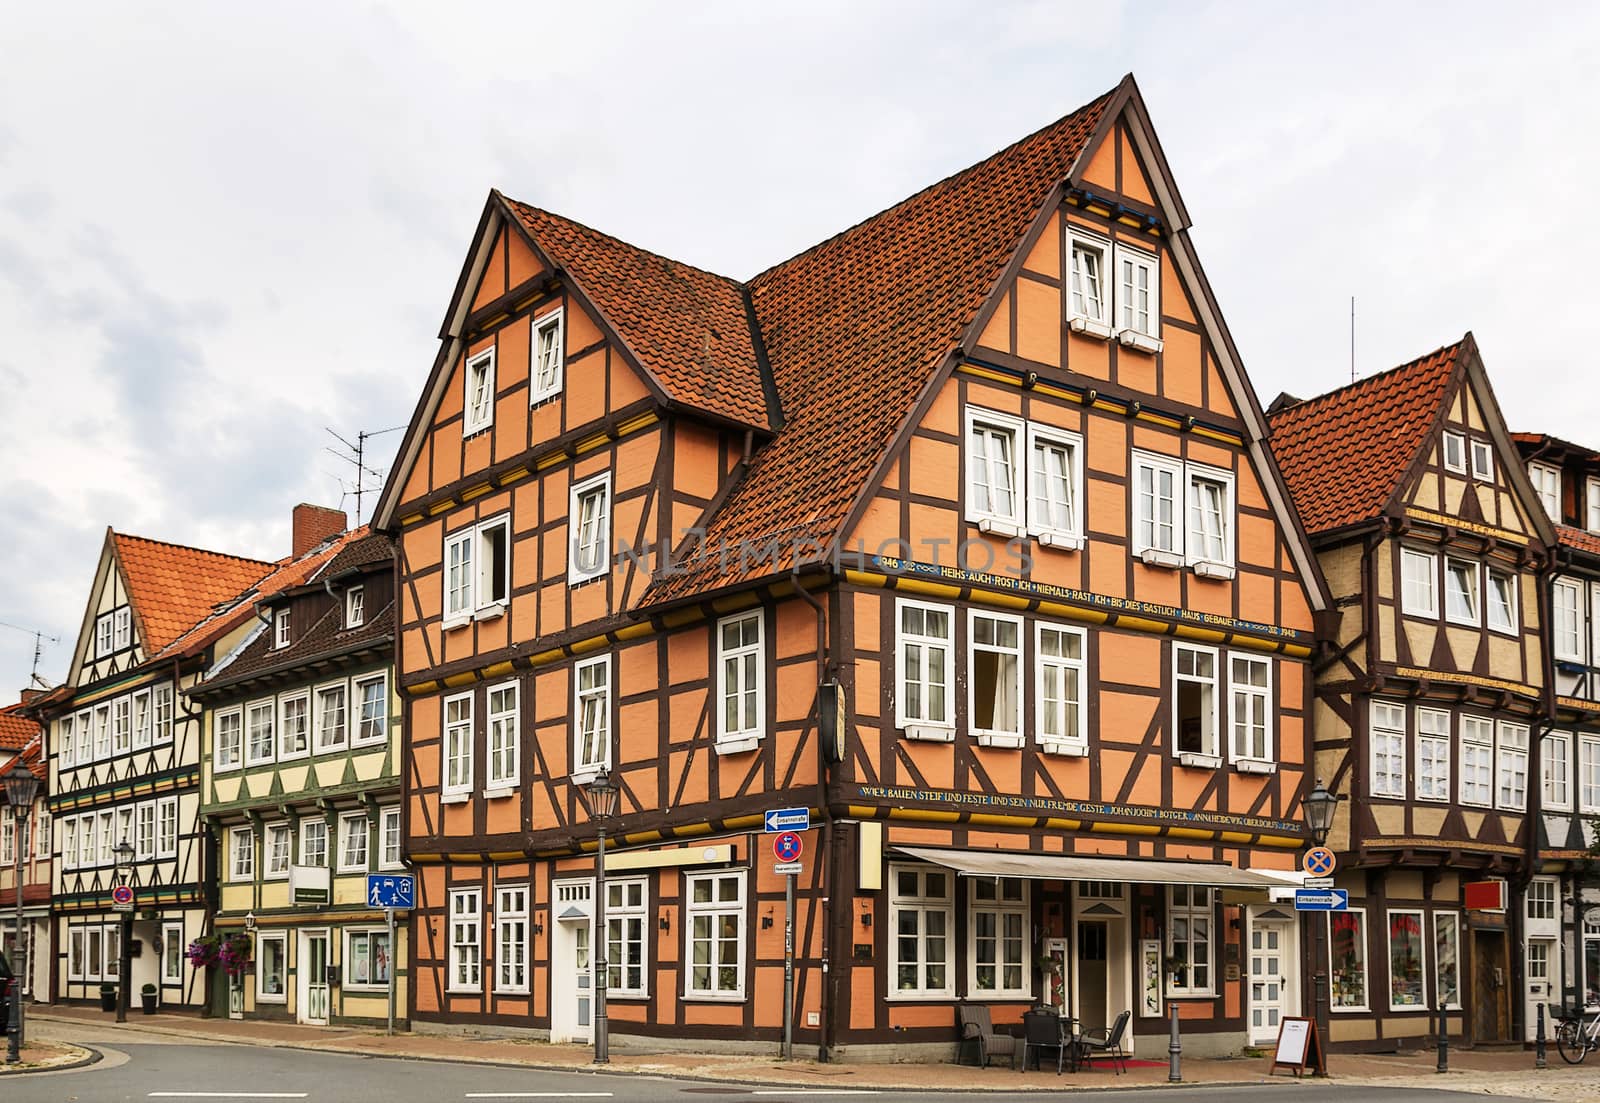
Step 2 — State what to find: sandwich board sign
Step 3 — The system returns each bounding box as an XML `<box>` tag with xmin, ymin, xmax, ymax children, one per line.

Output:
<box><xmin>1269</xmin><ymin>1016</ymin><xmax>1326</xmax><ymax>1077</ymax></box>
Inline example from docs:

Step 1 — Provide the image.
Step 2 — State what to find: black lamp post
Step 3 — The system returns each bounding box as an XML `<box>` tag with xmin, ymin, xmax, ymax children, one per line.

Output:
<box><xmin>4</xmin><ymin>758</ymin><xmax>40</xmax><ymax>1064</ymax></box>
<box><xmin>1303</xmin><ymin>777</ymin><xmax>1340</xmax><ymax>1049</ymax></box>
<box><xmin>586</xmin><ymin>768</ymin><xmax>619</xmax><ymax>1065</ymax></box>
<box><xmin>112</xmin><ymin>839</ymin><xmax>134</xmax><ymax>1024</ymax></box>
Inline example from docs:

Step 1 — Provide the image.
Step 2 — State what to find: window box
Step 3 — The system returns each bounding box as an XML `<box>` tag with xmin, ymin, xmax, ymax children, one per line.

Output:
<box><xmin>975</xmin><ymin>732</ymin><xmax>1025</xmax><ymax>749</ymax></box>
<box><xmin>1041</xmin><ymin>740</ymin><xmax>1088</xmax><ymax>757</ymax></box>
<box><xmin>482</xmin><ymin>787</ymin><xmax>515</xmax><ymax>801</ymax></box>
<box><xmin>1178</xmin><ymin>752</ymin><xmax>1221</xmax><ymax>770</ymax></box>
<box><xmin>1117</xmin><ymin>329</ymin><xmax>1163</xmax><ymax>355</ymax></box>
<box><xmin>902</xmin><ymin>724</ymin><xmax>955</xmax><ymax>743</ymax></box>
<box><xmin>1192</xmin><ymin>560</ymin><xmax>1235</xmax><ymax>581</ymax></box>
<box><xmin>474</xmin><ymin>602</ymin><xmax>506</xmax><ymax>622</ymax></box>
<box><xmin>1068</xmin><ymin>316</ymin><xmax>1114</xmax><ymax>340</ymax></box>
<box><xmin>714</xmin><ymin>735</ymin><xmax>761</xmax><ymax>756</ymax></box>
<box><xmin>1140</xmin><ymin>547</ymin><xmax>1184</xmax><ymax>570</ymax></box>
<box><xmin>1037</xmin><ymin>531</ymin><xmax>1083</xmax><ymax>551</ymax></box>
<box><xmin>1234</xmin><ymin>759</ymin><xmax>1276</xmax><ymax>775</ymax></box>
<box><xmin>976</xmin><ymin>516</ymin><xmax>1022</xmax><ymax>538</ymax></box>
<box><xmin>441</xmin><ymin>791</ymin><xmax>469</xmax><ymax>806</ymax></box>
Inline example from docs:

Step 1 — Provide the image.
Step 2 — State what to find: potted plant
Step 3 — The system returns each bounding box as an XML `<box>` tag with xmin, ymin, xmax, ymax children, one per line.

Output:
<box><xmin>99</xmin><ymin>982</ymin><xmax>117</xmax><ymax>1012</ymax></box>
<box><xmin>140</xmin><ymin>982</ymin><xmax>158</xmax><ymax>1014</ymax></box>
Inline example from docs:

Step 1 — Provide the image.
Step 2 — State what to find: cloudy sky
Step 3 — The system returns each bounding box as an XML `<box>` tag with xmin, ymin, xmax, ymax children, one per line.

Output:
<box><xmin>3</xmin><ymin>2</ymin><xmax>1597</xmax><ymax>702</ymax></box>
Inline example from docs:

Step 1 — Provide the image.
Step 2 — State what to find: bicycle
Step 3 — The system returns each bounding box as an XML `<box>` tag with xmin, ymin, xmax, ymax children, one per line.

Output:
<box><xmin>1556</xmin><ymin>1005</ymin><xmax>1600</xmax><ymax>1064</ymax></box>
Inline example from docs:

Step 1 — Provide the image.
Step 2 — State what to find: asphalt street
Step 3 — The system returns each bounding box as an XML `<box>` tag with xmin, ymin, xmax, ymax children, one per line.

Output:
<box><xmin>3</xmin><ymin>1027</ymin><xmax>1548</xmax><ymax>1103</ymax></box>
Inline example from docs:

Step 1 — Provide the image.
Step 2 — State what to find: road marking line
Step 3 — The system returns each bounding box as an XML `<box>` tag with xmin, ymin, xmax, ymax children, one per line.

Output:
<box><xmin>749</xmin><ymin>1094</ymin><xmax>881</xmax><ymax>1097</ymax></box>
<box><xmin>147</xmin><ymin>1095</ymin><xmax>310</xmax><ymax>1100</ymax></box>
<box><xmin>462</xmin><ymin>1095</ymin><xmax>615</xmax><ymax>1100</ymax></box>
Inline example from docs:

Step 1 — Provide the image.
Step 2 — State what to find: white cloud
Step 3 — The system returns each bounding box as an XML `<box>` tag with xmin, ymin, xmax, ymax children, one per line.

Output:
<box><xmin>3</xmin><ymin>1</ymin><xmax>1598</xmax><ymax>698</ymax></box>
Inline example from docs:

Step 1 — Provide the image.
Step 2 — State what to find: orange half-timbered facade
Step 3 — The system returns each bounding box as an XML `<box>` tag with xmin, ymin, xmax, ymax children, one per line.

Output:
<box><xmin>378</xmin><ymin>75</ymin><xmax>1330</xmax><ymax>1058</ymax></box>
<box><xmin>1271</xmin><ymin>338</ymin><xmax>1556</xmax><ymax>1050</ymax></box>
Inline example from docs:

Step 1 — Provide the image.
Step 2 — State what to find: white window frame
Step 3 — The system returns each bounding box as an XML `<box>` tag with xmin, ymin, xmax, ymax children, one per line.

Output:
<box><xmin>1035</xmin><ymin>621</ymin><xmax>1087</xmax><ymax>756</ymax></box>
<box><xmin>1369</xmin><ymin>700</ymin><xmax>1407</xmax><ymax>799</ymax></box>
<box><xmin>265</xmin><ymin>822</ymin><xmax>291</xmax><ymax>879</ymax></box>
<box><xmin>684</xmin><ymin>870</ymin><xmax>747</xmax><ymax>1001</ymax></box>
<box><xmin>1461</xmin><ymin>715</ymin><xmax>1495</xmax><ymax>807</ymax></box>
<box><xmin>345</xmin><ymin>585</ymin><xmax>365</xmax><ymax>629</ymax></box>
<box><xmin>274</xmin><ymin>607</ymin><xmax>291</xmax><ymax>650</ymax></box>
<box><xmin>485</xmin><ymin>680</ymin><xmax>520</xmax><ymax>793</ymax></box>
<box><xmin>162</xmin><ymin>920</ymin><xmax>184</xmax><ymax>985</ymax></box>
<box><xmin>1172</xmin><ymin>644</ymin><xmax>1220</xmax><ymax>765</ymax></box>
<box><xmin>1553</xmin><ymin>579</ymin><xmax>1584</xmax><ymax>662</ymax></box>
<box><xmin>443</xmin><ymin>515</ymin><xmax>511</xmax><ymax>625</ymax></box>
<box><xmin>715</xmin><ymin>610</ymin><xmax>766</xmax><ymax>752</ymax></box>
<box><xmin>495</xmin><ymin>885</ymin><xmax>530</xmax><ymax>994</ymax></box>
<box><xmin>214</xmin><ymin>707</ymin><xmax>244</xmax><ymax>772</ymax></box>
<box><xmin>1588</xmin><ymin>477</ymin><xmax>1600</xmax><ymax>535</ymax></box>
<box><xmin>1527</xmin><ymin>877</ymin><xmax>1558</xmax><ymax>922</ymax></box>
<box><xmin>96</xmin><ymin>612</ymin><xmax>114</xmax><ymax>657</ymax></box>
<box><xmin>113</xmin><ymin>696</ymin><xmax>131</xmax><ymax>754</ymax></box>
<box><xmin>313</xmin><ymin>681</ymin><xmax>348</xmax><ymax>754</ymax></box>
<box><xmin>132</xmin><ymin>688</ymin><xmax>152</xmax><ymax>751</ymax></box>
<box><xmin>1185</xmin><ymin>463</ymin><xmax>1235</xmax><ymax>575</ymax></box>
<box><xmin>568</xmin><ymin>472</ymin><xmax>613</xmax><ymax>584</ymax></box>
<box><xmin>344</xmin><ymin>928</ymin><xmax>392</xmax><ymax>992</ymax></box>
<box><xmin>1228</xmin><ymin>654</ymin><xmax>1273</xmax><ymax>767</ymax></box>
<box><xmin>299</xmin><ymin>817</ymin><xmax>328</xmax><ymax>868</ymax></box>
<box><xmin>968</xmin><ymin>609</ymin><xmax>1024</xmax><ymax>749</ymax></box>
<box><xmin>156</xmin><ymin>796</ymin><xmax>178</xmax><ymax>859</ymax></box>
<box><xmin>338</xmin><ymin>811</ymin><xmax>369</xmax><ymax>873</ymax></box>
<box><xmin>230</xmin><ymin>825</ymin><xmax>255</xmax><ymax>882</ymax></box>
<box><xmin>62</xmin><ymin>817</ymin><xmax>78</xmax><ymax>872</ymax></box>
<box><xmin>1583</xmin><ymin>733</ymin><xmax>1600</xmax><ymax>814</ymax></box>
<box><xmin>1470</xmin><ymin>439</ymin><xmax>1494</xmax><ymax>481</ymax></box>
<box><xmin>60</xmin><ymin>715</ymin><xmax>75</xmax><ymax>769</ymax></box>
<box><xmin>442</xmin><ymin>692</ymin><xmax>474</xmax><ymax>800</ymax></box>
<box><xmin>1026</xmin><ymin>423</ymin><xmax>1084</xmax><ymax>549</ymax></box>
<box><xmin>1435</xmin><ymin>912</ymin><xmax>1461</xmax><ymax>1011</ymax></box>
<box><xmin>530</xmin><ymin>308</ymin><xmax>565</xmax><ymax>404</ymax></box>
<box><xmin>1132</xmin><ymin>450</ymin><xmax>1183</xmax><ymax>565</ymax></box>
<box><xmin>1401</xmin><ymin>548</ymin><xmax>1439</xmax><ymax>619</ymax></box>
<box><xmin>1486</xmin><ymin>568</ymin><xmax>1517</xmax><ymax>635</ymax></box>
<box><xmin>1442</xmin><ymin>432</ymin><xmax>1467</xmax><ymax>474</ymax></box>
<box><xmin>68</xmin><ymin>927</ymin><xmax>85</xmax><ymax>982</ymax></box>
<box><xmin>153</xmin><ymin>683</ymin><xmax>173</xmax><ymax>744</ymax></box>
<box><xmin>135</xmin><ymin>801</ymin><xmax>155</xmax><ymax>861</ymax></box>
<box><xmin>277</xmin><ymin>690</ymin><xmax>311</xmax><ymax>761</ymax></box>
<box><xmin>463</xmin><ymin>347</ymin><xmax>496</xmax><ymax>437</ymax></box>
<box><xmin>964</xmin><ymin>407</ymin><xmax>1024</xmax><ymax>536</ymax></box>
<box><xmin>379</xmin><ymin>807</ymin><xmax>403</xmax><ymax>869</ymax></box>
<box><xmin>1166</xmin><ymin>885</ymin><xmax>1215</xmax><ymax>996</ymax></box>
<box><xmin>246</xmin><ymin>699</ymin><xmax>275</xmax><ymax>767</ymax></box>
<box><xmin>1544</xmin><ymin>731</ymin><xmax>1573</xmax><ymax>812</ymax></box>
<box><xmin>1496</xmin><ymin>721</ymin><xmax>1529</xmax><ymax>812</ymax></box>
<box><xmin>444</xmin><ymin>526</ymin><xmax>475</xmax><ymax>625</ymax></box>
<box><xmin>888</xmin><ymin>864</ymin><xmax>955</xmax><ymax>999</ymax></box>
<box><xmin>353</xmin><ymin>672</ymin><xmax>388</xmax><ymax>746</ymax></box>
<box><xmin>573</xmin><ymin>655</ymin><xmax>612</xmax><ymax>781</ymax></box>
<box><xmin>1067</xmin><ymin>228</ymin><xmax>1112</xmax><ymax>336</ymax></box>
<box><xmin>97</xmin><ymin>809</ymin><xmax>113</xmax><ymax>866</ymax></box>
<box><xmin>1443</xmin><ymin>558</ymin><xmax>1481</xmax><ymax>627</ymax></box>
<box><xmin>895</xmin><ymin>599</ymin><xmax>954</xmax><ymax>739</ymax></box>
<box><xmin>1114</xmin><ymin>242</ymin><xmax>1161</xmax><ymax>346</ymax></box>
<box><xmin>94</xmin><ymin>703</ymin><xmax>111</xmax><ymax>759</ymax></box>
<box><xmin>1528</xmin><ymin>462</ymin><xmax>1561</xmax><ymax>519</ymax></box>
<box><xmin>1386</xmin><ymin>908</ymin><xmax>1428</xmax><ymax>1012</ymax></box>
<box><xmin>606</xmin><ymin>877</ymin><xmax>650</xmax><ymax>998</ymax></box>
<box><xmin>1415</xmin><ymin>707</ymin><xmax>1451</xmax><ymax>803</ymax></box>
<box><xmin>968</xmin><ymin>877</ymin><xmax>1030</xmax><ymax>999</ymax></box>
<box><xmin>113</xmin><ymin>606</ymin><xmax>131</xmax><ymax>650</ymax></box>
<box><xmin>448</xmin><ymin>887</ymin><xmax>483</xmax><ymax>993</ymax></box>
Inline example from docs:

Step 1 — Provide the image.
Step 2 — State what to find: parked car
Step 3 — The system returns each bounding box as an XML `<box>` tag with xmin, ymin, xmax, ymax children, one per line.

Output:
<box><xmin>0</xmin><ymin>948</ymin><xmax>14</xmax><ymax>1034</ymax></box>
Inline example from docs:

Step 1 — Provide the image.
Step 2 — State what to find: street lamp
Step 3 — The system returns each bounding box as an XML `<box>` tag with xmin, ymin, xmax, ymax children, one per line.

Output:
<box><xmin>1303</xmin><ymin>777</ymin><xmax>1341</xmax><ymax>1053</ymax></box>
<box><xmin>113</xmin><ymin>839</ymin><xmax>134</xmax><ymax>1024</ymax></box>
<box><xmin>586</xmin><ymin>768</ymin><xmax>619</xmax><ymax>1065</ymax></box>
<box><xmin>3</xmin><ymin>758</ymin><xmax>40</xmax><ymax>1065</ymax></box>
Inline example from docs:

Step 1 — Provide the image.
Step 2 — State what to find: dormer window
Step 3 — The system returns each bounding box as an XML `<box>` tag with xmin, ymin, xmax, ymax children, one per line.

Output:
<box><xmin>1469</xmin><ymin>439</ymin><xmax>1494</xmax><ymax>481</ymax></box>
<box><xmin>274</xmin><ymin>608</ymin><xmax>291</xmax><ymax>649</ymax></box>
<box><xmin>463</xmin><ymin>347</ymin><xmax>496</xmax><ymax>436</ymax></box>
<box><xmin>1528</xmin><ymin>462</ymin><xmax>1561</xmax><ymax>520</ymax></box>
<box><xmin>1442</xmin><ymin>432</ymin><xmax>1467</xmax><ymax>474</ymax></box>
<box><xmin>531</xmin><ymin>309</ymin><xmax>564</xmax><ymax>404</ymax></box>
<box><xmin>345</xmin><ymin>586</ymin><xmax>365</xmax><ymax>629</ymax></box>
<box><xmin>1587</xmin><ymin>477</ymin><xmax>1600</xmax><ymax>534</ymax></box>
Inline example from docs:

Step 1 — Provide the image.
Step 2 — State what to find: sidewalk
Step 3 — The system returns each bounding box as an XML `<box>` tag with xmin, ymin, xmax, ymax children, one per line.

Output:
<box><xmin>29</xmin><ymin>1004</ymin><xmax>1600</xmax><ymax>1095</ymax></box>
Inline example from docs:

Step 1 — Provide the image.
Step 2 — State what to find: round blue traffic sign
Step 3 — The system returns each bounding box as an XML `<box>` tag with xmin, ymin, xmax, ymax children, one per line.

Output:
<box><xmin>111</xmin><ymin>884</ymin><xmax>135</xmax><ymax>906</ymax></box>
<box><xmin>773</xmin><ymin>831</ymin><xmax>803</xmax><ymax>863</ymax></box>
<box><xmin>1303</xmin><ymin>847</ymin><xmax>1336</xmax><ymax>877</ymax></box>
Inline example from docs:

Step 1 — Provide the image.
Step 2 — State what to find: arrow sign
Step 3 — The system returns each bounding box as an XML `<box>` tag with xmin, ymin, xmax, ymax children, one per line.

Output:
<box><xmin>764</xmin><ymin>807</ymin><xmax>810</xmax><ymax>833</ymax></box>
<box><xmin>1294</xmin><ymin>889</ymin><xmax>1349</xmax><ymax>911</ymax></box>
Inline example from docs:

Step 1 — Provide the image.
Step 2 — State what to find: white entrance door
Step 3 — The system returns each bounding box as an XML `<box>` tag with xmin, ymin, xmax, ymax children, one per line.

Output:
<box><xmin>1526</xmin><ymin>938</ymin><xmax>1557</xmax><ymax>1041</ymax></box>
<box><xmin>550</xmin><ymin>880</ymin><xmax>594</xmax><ymax>1044</ymax></box>
<box><xmin>1071</xmin><ymin>883</ymin><xmax>1133</xmax><ymax>1053</ymax></box>
<box><xmin>297</xmin><ymin>930</ymin><xmax>330</xmax><ymax>1025</ymax></box>
<box><xmin>1248</xmin><ymin>918</ymin><xmax>1291</xmax><ymax>1043</ymax></box>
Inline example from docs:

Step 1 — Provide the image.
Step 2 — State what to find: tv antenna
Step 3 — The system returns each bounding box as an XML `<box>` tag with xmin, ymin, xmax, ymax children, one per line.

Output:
<box><xmin>0</xmin><ymin>618</ymin><xmax>60</xmax><ymax>689</ymax></box>
<box><xmin>325</xmin><ymin>424</ymin><xmax>405</xmax><ymax>525</ymax></box>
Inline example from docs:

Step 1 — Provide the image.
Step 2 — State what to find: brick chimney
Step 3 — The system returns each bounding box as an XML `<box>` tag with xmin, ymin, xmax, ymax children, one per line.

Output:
<box><xmin>292</xmin><ymin>504</ymin><xmax>347</xmax><ymax>558</ymax></box>
<box><xmin>18</xmin><ymin>688</ymin><xmax>45</xmax><ymax>705</ymax></box>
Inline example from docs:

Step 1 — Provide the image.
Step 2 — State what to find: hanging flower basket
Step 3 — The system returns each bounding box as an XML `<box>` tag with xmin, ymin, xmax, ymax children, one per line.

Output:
<box><xmin>188</xmin><ymin>933</ymin><xmax>253</xmax><ymax>976</ymax></box>
<box><xmin>187</xmin><ymin>935</ymin><xmax>222</xmax><ymax>971</ymax></box>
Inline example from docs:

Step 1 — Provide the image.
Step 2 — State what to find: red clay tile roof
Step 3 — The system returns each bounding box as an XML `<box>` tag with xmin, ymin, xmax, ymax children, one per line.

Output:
<box><xmin>1556</xmin><ymin>524</ymin><xmax>1600</xmax><ymax>557</ymax></box>
<box><xmin>1268</xmin><ymin>339</ymin><xmax>1464</xmax><ymax>536</ymax></box>
<box><xmin>0</xmin><ymin>703</ymin><xmax>39</xmax><ymax>752</ymax></box>
<box><xmin>113</xmin><ymin>533</ymin><xmax>275</xmax><ymax>654</ymax></box>
<box><xmin>639</xmin><ymin>86</ymin><xmax>1115</xmax><ymax>604</ymax></box>
<box><xmin>150</xmin><ymin>526</ymin><xmax>372</xmax><ymax>663</ymax></box>
<box><xmin>504</xmin><ymin>202</ymin><xmax>773</xmax><ymax>431</ymax></box>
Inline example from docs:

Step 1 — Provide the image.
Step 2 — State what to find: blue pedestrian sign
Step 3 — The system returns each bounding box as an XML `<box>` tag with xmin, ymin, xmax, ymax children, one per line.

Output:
<box><xmin>1294</xmin><ymin>889</ymin><xmax>1348</xmax><ymax>912</ymax></box>
<box><xmin>764</xmin><ymin>807</ymin><xmax>810</xmax><ymax>833</ymax></box>
<box><xmin>367</xmin><ymin>873</ymin><xmax>416</xmax><ymax>910</ymax></box>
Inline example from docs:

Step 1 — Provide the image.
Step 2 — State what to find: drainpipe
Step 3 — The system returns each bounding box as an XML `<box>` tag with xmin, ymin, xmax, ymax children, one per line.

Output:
<box><xmin>792</xmin><ymin>567</ymin><xmax>836</xmax><ymax>1061</ymax></box>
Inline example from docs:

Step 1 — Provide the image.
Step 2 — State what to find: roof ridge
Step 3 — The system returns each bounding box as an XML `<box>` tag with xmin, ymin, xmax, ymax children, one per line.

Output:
<box><xmin>112</xmin><ymin>530</ymin><xmax>275</xmax><ymax>570</ymax></box>
<box><xmin>1274</xmin><ymin>335</ymin><xmax>1466</xmax><ymax>419</ymax></box>
<box><xmin>748</xmin><ymin>85</ymin><xmax>1120</xmax><ymax>286</ymax></box>
<box><xmin>501</xmin><ymin>198</ymin><xmax>746</xmax><ymax>289</ymax></box>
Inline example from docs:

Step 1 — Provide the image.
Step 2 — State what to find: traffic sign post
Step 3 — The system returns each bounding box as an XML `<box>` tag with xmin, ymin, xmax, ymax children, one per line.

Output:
<box><xmin>365</xmin><ymin>874</ymin><xmax>414</xmax><ymax>1036</ymax></box>
<box><xmin>773</xmin><ymin>831</ymin><xmax>803</xmax><ymax>864</ymax></box>
<box><xmin>111</xmin><ymin>883</ymin><xmax>135</xmax><ymax>913</ymax></box>
<box><xmin>1302</xmin><ymin>847</ymin><xmax>1337</xmax><ymax>878</ymax></box>
<box><xmin>1294</xmin><ymin>889</ymin><xmax>1349</xmax><ymax>911</ymax></box>
<box><xmin>764</xmin><ymin>807</ymin><xmax>810</xmax><ymax>833</ymax></box>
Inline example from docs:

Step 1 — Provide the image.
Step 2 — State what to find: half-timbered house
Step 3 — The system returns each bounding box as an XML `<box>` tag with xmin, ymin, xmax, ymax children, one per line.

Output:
<box><xmin>190</xmin><ymin>530</ymin><xmax>405</xmax><ymax>1027</ymax></box>
<box><xmin>1</xmin><ymin>704</ymin><xmax>49</xmax><ymax>1001</ymax></box>
<box><xmin>1269</xmin><ymin>337</ymin><xmax>1556</xmax><ymax>1049</ymax></box>
<box><xmin>375</xmin><ymin>74</ymin><xmax>1331</xmax><ymax>1058</ymax></box>
<box><xmin>1513</xmin><ymin>431</ymin><xmax>1600</xmax><ymax>1019</ymax></box>
<box><xmin>33</xmin><ymin>507</ymin><xmax>352</xmax><ymax>1009</ymax></box>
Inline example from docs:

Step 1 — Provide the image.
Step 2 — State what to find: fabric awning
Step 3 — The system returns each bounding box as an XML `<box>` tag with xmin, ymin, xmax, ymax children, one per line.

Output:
<box><xmin>893</xmin><ymin>846</ymin><xmax>1290</xmax><ymax>891</ymax></box>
